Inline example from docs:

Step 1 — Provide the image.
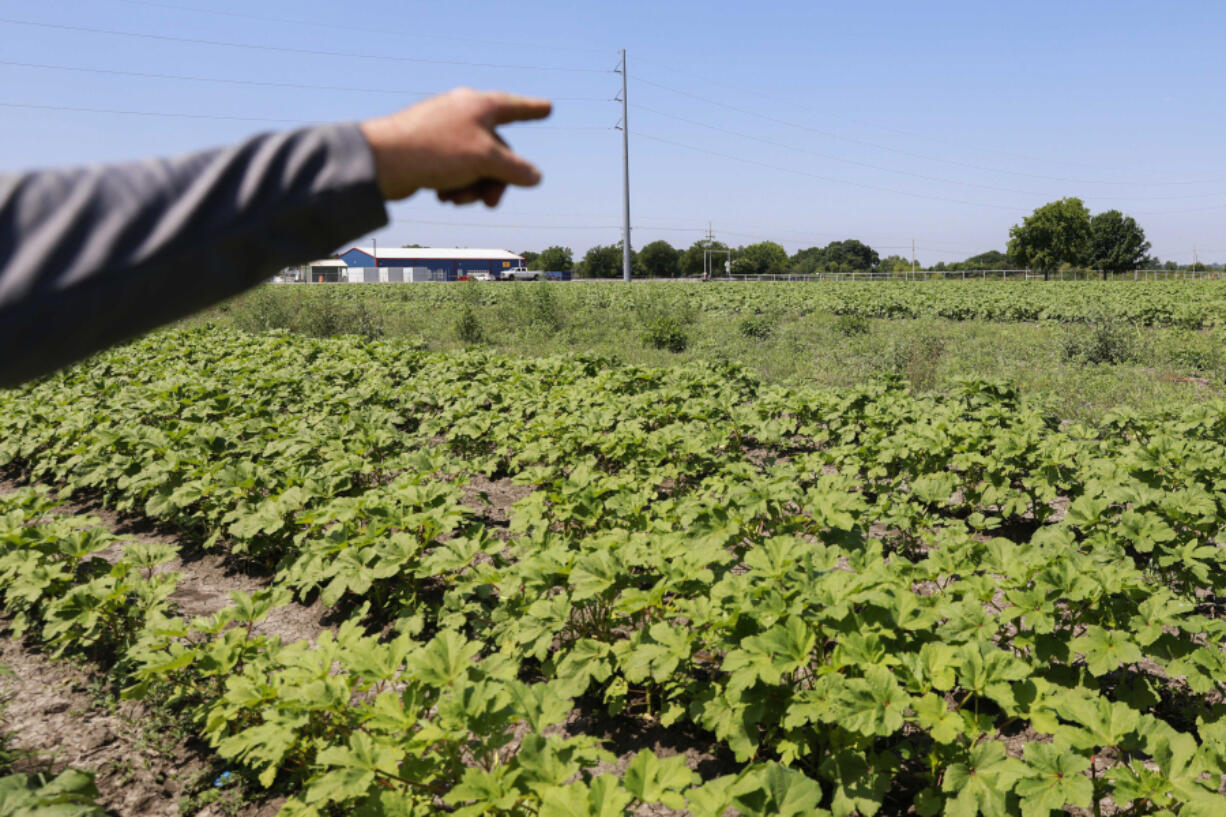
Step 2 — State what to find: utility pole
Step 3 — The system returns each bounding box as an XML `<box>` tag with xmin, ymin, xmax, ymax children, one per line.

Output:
<box><xmin>616</xmin><ymin>49</ymin><xmax>632</xmax><ymax>282</ymax></box>
<box><xmin>701</xmin><ymin>223</ymin><xmax>730</xmax><ymax>280</ymax></box>
<box><xmin>371</xmin><ymin>237</ymin><xmax>376</xmax><ymax>284</ymax></box>
<box><xmin>911</xmin><ymin>239</ymin><xmax>916</xmax><ymax>281</ymax></box>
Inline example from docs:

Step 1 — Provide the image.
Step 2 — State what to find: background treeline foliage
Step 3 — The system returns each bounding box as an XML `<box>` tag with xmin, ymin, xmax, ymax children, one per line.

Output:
<box><xmin>509</xmin><ymin>201</ymin><xmax>1210</xmax><ymax>278</ymax></box>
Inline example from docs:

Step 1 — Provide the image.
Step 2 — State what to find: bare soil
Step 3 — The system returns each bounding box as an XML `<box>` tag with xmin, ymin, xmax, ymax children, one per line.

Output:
<box><xmin>3</xmin><ymin>481</ymin><xmax>334</xmax><ymax>646</ymax></box>
<box><xmin>461</xmin><ymin>474</ymin><xmax>534</xmax><ymax>536</ymax></box>
<box><xmin>0</xmin><ymin>635</ymin><xmax>284</xmax><ymax>817</ymax></box>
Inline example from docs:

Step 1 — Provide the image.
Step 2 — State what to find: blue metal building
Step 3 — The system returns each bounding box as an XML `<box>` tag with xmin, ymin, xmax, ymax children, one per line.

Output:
<box><xmin>336</xmin><ymin>247</ymin><xmax>524</xmax><ymax>281</ymax></box>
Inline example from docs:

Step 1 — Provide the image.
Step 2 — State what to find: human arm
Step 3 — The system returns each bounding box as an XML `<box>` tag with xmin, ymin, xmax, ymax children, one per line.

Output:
<box><xmin>0</xmin><ymin>89</ymin><xmax>551</xmax><ymax>387</ymax></box>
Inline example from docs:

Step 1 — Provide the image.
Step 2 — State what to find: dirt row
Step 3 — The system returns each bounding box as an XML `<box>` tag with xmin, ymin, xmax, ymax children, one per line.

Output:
<box><xmin>0</xmin><ymin>479</ymin><xmax>714</xmax><ymax>816</ymax></box>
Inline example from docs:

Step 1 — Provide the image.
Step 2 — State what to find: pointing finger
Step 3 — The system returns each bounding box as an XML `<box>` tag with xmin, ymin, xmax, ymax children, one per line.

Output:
<box><xmin>483</xmin><ymin>144</ymin><xmax>542</xmax><ymax>187</ymax></box>
<box><xmin>478</xmin><ymin>180</ymin><xmax>507</xmax><ymax>207</ymax></box>
<box><xmin>484</xmin><ymin>92</ymin><xmax>553</xmax><ymax>126</ymax></box>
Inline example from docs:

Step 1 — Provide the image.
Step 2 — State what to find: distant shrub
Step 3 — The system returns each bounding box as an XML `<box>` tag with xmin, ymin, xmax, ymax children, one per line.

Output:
<box><xmin>231</xmin><ymin>287</ymin><xmax>295</xmax><ymax>333</ymax></box>
<box><xmin>882</xmin><ymin>334</ymin><xmax>945</xmax><ymax>391</ymax></box>
<box><xmin>635</xmin><ymin>294</ymin><xmax>696</xmax><ymax>353</ymax></box>
<box><xmin>1062</xmin><ymin>317</ymin><xmax>1135</xmax><ymax>365</ymax></box>
<box><xmin>834</xmin><ymin>313</ymin><xmax>871</xmax><ymax>337</ymax></box>
<box><xmin>642</xmin><ymin>314</ymin><xmax>690</xmax><ymax>352</ymax></box>
<box><xmin>297</xmin><ymin>290</ymin><xmax>385</xmax><ymax>340</ymax></box>
<box><xmin>507</xmin><ymin>283</ymin><xmax>564</xmax><ymax>335</ymax></box>
<box><xmin>454</xmin><ymin>307</ymin><xmax>485</xmax><ymax>344</ymax></box>
<box><xmin>1160</xmin><ymin>330</ymin><xmax>1222</xmax><ymax>373</ymax></box>
<box><xmin>738</xmin><ymin>313</ymin><xmax>775</xmax><ymax>340</ymax></box>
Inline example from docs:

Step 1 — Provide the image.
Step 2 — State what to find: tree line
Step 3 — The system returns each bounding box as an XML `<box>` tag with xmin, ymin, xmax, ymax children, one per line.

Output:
<box><xmin>514</xmin><ymin>199</ymin><xmax>1201</xmax><ymax>278</ymax></box>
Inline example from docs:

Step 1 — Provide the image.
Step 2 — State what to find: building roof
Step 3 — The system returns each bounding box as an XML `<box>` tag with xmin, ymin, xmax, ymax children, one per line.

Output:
<box><xmin>308</xmin><ymin>259</ymin><xmax>348</xmax><ymax>267</ymax></box>
<box><xmin>343</xmin><ymin>247</ymin><xmax>523</xmax><ymax>261</ymax></box>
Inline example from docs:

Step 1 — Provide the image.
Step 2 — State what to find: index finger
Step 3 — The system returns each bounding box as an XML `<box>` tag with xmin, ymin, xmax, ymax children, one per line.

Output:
<box><xmin>483</xmin><ymin>92</ymin><xmax>553</xmax><ymax>126</ymax></box>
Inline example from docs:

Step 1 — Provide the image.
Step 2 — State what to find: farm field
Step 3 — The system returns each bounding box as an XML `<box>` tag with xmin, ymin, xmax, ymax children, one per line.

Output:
<box><xmin>2</xmin><ymin>322</ymin><xmax>1226</xmax><ymax>816</ymax></box>
<box><xmin>213</xmin><ymin>280</ymin><xmax>1226</xmax><ymax>420</ymax></box>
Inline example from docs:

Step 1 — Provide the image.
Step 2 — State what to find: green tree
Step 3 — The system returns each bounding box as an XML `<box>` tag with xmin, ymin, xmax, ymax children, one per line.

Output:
<box><xmin>731</xmin><ymin>241</ymin><xmax>788</xmax><ymax>276</ymax></box>
<box><xmin>1088</xmin><ymin>210</ymin><xmax>1150</xmax><ymax>277</ymax></box>
<box><xmin>529</xmin><ymin>245</ymin><xmax>574</xmax><ymax>272</ymax></box>
<box><xmin>637</xmin><ymin>240</ymin><xmax>680</xmax><ymax>278</ymax></box>
<box><xmin>812</xmin><ymin>239</ymin><xmax>879</xmax><ymax>272</ymax></box>
<box><xmin>1007</xmin><ymin>198</ymin><xmax>1091</xmax><ymax>280</ymax></box>
<box><xmin>957</xmin><ymin>250</ymin><xmax>1009</xmax><ymax>269</ymax></box>
<box><xmin>878</xmin><ymin>255</ymin><xmax>913</xmax><ymax>273</ymax></box>
<box><xmin>679</xmin><ymin>240</ymin><xmax>729</xmax><ymax>277</ymax></box>
<box><xmin>577</xmin><ymin>243</ymin><xmax>630</xmax><ymax>278</ymax></box>
<box><xmin>788</xmin><ymin>246</ymin><xmax>826</xmax><ymax>274</ymax></box>
<box><xmin>519</xmin><ymin>249</ymin><xmax>540</xmax><ymax>267</ymax></box>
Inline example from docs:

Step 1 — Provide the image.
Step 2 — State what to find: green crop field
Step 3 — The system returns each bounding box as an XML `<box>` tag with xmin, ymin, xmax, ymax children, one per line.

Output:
<box><xmin>231</xmin><ymin>279</ymin><xmax>1226</xmax><ymax>329</ymax></box>
<box><xmin>2</xmin><ymin>310</ymin><xmax>1226</xmax><ymax>816</ymax></box>
<box><xmin>213</xmin><ymin>280</ymin><xmax>1226</xmax><ymax>420</ymax></box>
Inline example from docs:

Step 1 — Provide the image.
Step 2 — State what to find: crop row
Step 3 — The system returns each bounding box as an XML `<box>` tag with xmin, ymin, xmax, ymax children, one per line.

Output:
<box><xmin>253</xmin><ymin>279</ymin><xmax>1226</xmax><ymax>328</ymax></box>
<box><xmin>0</xmin><ymin>326</ymin><xmax>1225</xmax><ymax>816</ymax></box>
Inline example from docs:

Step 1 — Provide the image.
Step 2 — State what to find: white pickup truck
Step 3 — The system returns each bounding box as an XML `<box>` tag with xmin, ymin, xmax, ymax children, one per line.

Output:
<box><xmin>501</xmin><ymin>266</ymin><xmax>541</xmax><ymax>281</ymax></box>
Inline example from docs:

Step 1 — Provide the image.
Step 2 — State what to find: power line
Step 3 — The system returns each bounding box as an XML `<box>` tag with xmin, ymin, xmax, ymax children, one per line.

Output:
<box><xmin>392</xmin><ymin>219</ymin><xmax>620</xmax><ymax>230</ymax></box>
<box><xmin>633</xmin><ymin>129</ymin><xmax>1226</xmax><ymax>217</ymax></box>
<box><xmin>0</xmin><ymin>101</ymin><xmax>610</xmax><ymax>130</ymax></box>
<box><xmin>1133</xmin><ymin>202</ymin><xmax>1226</xmax><ymax>216</ymax></box>
<box><xmin>632</xmin><ymin>56</ymin><xmax>1147</xmax><ymax>176</ymax></box>
<box><xmin>631</xmin><ymin>103</ymin><xmax>1226</xmax><ymax>203</ymax></box>
<box><xmin>390</xmin><ymin>218</ymin><xmax>706</xmax><ymax>232</ymax></box>
<box><xmin>0</xmin><ymin>101</ymin><xmax>306</xmax><ymax>124</ymax></box>
<box><xmin>0</xmin><ymin>60</ymin><xmax>612</xmax><ymax>101</ymax></box>
<box><xmin>633</xmin><ymin>74</ymin><xmax>1226</xmax><ymax>188</ymax></box>
<box><xmin>0</xmin><ymin>18</ymin><xmax>613</xmax><ymax>74</ymax></box>
<box><xmin>633</xmin><ymin>103</ymin><xmax>1045</xmax><ymax>198</ymax></box>
<box><xmin>633</xmin><ymin>129</ymin><xmax>1027</xmax><ymax>212</ymax></box>
<box><xmin>104</xmin><ymin>0</ymin><xmax>610</xmax><ymax>56</ymax></box>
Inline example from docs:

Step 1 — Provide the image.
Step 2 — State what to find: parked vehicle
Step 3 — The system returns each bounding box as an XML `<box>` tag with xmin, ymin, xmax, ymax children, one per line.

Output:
<box><xmin>502</xmin><ymin>266</ymin><xmax>541</xmax><ymax>281</ymax></box>
<box><xmin>468</xmin><ymin>271</ymin><xmax>493</xmax><ymax>281</ymax></box>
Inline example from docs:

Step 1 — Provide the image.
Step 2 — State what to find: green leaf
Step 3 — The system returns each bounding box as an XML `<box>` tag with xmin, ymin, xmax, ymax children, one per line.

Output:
<box><xmin>1015</xmin><ymin>742</ymin><xmax>1093</xmax><ymax>817</ymax></box>
<box><xmin>1070</xmin><ymin>626</ymin><xmax>1142</xmax><ymax>677</ymax></box>
<box><xmin>942</xmin><ymin>741</ymin><xmax>1027</xmax><ymax>817</ymax></box>
<box><xmin>622</xmin><ymin>751</ymin><xmax>696</xmax><ymax>810</ymax></box>
<box><xmin>733</xmin><ymin>763</ymin><xmax>826</xmax><ymax>817</ymax></box>
<box><xmin>838</xmin><ymin>666</ymin><xmax>908</xmax><ymax>737</ymax></box>
<box><xmin>1053</xmin><ymin>694</ymin><xmax>1139</xmax><ymax>751</ymax></box>
<box><xmin>407</xmin><ymin>630</ymin><xmax>481</xmax><ymax>686</ymax></box>
<box><xmin>819</xmin><ymin>749</ymin><xmax>888</xmax><ymax>817</ymax></box>
<box><xmin>912</xmin><ymin>693</ymin><xmax>963</xmax><ymax>744</ymax></box>
<box><xmin>445</xmin><ymin>765</ymin><xmax>522</xmax><ymax>813</ymax></box>
<box><xmin>509</xmin><ymin>682</ymin><xmax>572</xmax><ymax>733</ymax></box>
<box><xmin>538</xmin><ymin>776</ymin><xmax>632</xmax><ymax>817</ymax></box>
<box><xmin>307</xmin><ymin>732</ymin><xmax>405</xmax><ymax>807</ymax></box>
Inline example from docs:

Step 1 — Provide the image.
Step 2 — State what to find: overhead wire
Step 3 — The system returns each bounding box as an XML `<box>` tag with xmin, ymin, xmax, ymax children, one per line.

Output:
<box><xmin>632</xmin><ymin>56</ymin><xmax>1143</xmax><ymax>175</ymax></box>
<box><xmin>0</xmin><ymin>101</ymin><xmax>307</xmax><ymax>124</ymax></box>
<box><xmin>632</xmin><ymin>130</ymin><xmax>1028</xmax><ymax>213</ymax></box>
<box><xmin>390</xmin><ymin>219</ymin><xmax>711</xmax><ymax>233</ymax></box>
<box><xmin>0</xmin><ymin>60</ymin><xmax>613</xmax><ymax>101</ymax></box>
<box><xmin>632</xmin><ymin>74</ymin><xmax>1226</xmax><ymax>188</ymax></box>
<box><xmin>0</xmin><ymin>101</ymin><xmax>609</xmax><ymax>130</ymax></box>
<box><xmin>0</xmin><ymin>18</ymin><xmax>613</xmax><ymax>74</ymax></box>
<box><xmin>103</xmin><ymin>0</ymin><xmax>611</xmax><ymax>55</ymax></box>
<box><xmin>630</xmin><ymin>103</ymin><xmax>1226</xmax><ymax>203</ymax></box>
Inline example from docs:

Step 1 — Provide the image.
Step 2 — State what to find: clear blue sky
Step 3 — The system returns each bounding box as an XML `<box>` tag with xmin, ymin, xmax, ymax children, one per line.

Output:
<box><xmin>3</xmin><ymin>0</ymin><xmax>1225</xmax><ymax>265</ymax></box>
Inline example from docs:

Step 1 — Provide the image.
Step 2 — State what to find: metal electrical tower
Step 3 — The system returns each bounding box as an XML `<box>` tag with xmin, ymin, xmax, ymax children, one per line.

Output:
<box><xmin>616</xmin><ymin>49</ymin><xmax>632</xmax><ymax>282</ymax></box>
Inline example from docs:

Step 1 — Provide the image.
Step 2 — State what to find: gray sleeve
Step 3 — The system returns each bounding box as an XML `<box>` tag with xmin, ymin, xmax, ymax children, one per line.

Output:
<box><xmin>0</xmin><ymin>122</ymin><xmax>389</xmax><ymax>386</ymax></box>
